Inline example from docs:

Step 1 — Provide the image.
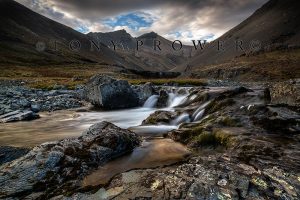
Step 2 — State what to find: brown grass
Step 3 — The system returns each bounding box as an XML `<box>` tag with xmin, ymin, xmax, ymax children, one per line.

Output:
<box><xmin>128</xmin><ymin>78</ymin><xmax>207</xmax><ymax>86</ymax></box>
<box><xmin>0</xmin><ymin>64</ymin><xmax>207</xmax><ymax>89</ymax></box>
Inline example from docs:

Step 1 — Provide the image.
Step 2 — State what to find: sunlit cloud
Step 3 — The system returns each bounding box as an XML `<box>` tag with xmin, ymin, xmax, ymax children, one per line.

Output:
<box><xmin>15</xmin><ymin>0</ymin><xmax>268</xmax><ymax>44</ymax></box>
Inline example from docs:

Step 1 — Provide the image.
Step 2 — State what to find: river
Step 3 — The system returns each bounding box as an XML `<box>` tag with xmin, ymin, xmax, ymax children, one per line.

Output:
<box><xmin>0</xmin><ymin>89</ymin><xmax>195</xmax><ymax>185</ymax></box>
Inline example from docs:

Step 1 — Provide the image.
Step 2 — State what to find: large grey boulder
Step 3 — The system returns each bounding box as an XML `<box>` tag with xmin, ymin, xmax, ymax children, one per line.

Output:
<box><xmin>85</xmin><ymin>75</ymin><xmax>139</xmax><ymax>109</ymax></box>
<box><xmin>0</xmin><ymin>121</ymin><xmax>140</xmax><ymax>199</ymax></box>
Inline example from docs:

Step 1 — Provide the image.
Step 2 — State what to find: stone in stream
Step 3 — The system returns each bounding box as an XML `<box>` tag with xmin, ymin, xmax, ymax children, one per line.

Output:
<box><xmin>142</xmin><ymin>110</ymin><xmax>177</xmax><ymax>125</ymax></box>
<box><xmin>85</xmin><ymin>75</ymin><xmax>139</xmax><ymax>109</ymax></box>
<box><xmin>0</xmin><ymin>121</ymin><xmax>141</xmax><ymax>199</ymax></box>
<box><xmin>156</xmin><ymin>90</ymin><xmax>169</xmax><ymax>108</ymax></box>
<box><xmin>132</xmin><ymin>82</ymin><xmax>157</xmax><ymax>105</ymax></box>
<box><xmin>0</xmin><ymin>110</ymin><xmax>39</xmax><ymax>123</ymax></box>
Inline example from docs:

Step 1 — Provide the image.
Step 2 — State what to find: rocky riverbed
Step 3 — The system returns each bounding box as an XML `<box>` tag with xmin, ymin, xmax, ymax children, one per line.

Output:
<box><xmin>0</xmin><ymin>76</ymin><xmax>299</xmax><ymax>199</ymax></box>
<box><xmin>0</xmin><ymin>82</ymin><xmax>85</xmax><ymax>123</ymax></box>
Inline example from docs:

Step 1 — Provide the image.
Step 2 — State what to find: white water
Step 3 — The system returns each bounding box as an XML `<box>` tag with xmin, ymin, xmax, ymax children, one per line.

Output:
<box><xmin>193</xmin><ymin>109</ymin><xmax>205</xmax><ymax>121</ymax></box>
<box><xmin>192</xmin><ymin>101</ymin><xmax>211</xmax><ymax>121</ymax></box>
<box><xmin>171</xmin><ymin>113</ymin><xmax>190</xmax><ymax>125</ymax></box>
<box><xmin>143</xmin><ymin>95</ymin><xmax>159</xmax><ymax>108</ymax></box>
<box><xmin>168</xmin><ymin>95</ymin><xmax>187</xmax><ymax>108</ymax></box>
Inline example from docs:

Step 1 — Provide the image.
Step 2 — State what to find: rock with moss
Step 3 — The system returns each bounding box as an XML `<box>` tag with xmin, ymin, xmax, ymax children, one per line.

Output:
<box><xmin>142</xmin><ymin>111</ymin><xmax>177</xmax><ymax>125</ymax></box>
<box><xmin>0</xmin><ymin>121</ymin><xmax>141</xmax><ymax>199</ymax></box>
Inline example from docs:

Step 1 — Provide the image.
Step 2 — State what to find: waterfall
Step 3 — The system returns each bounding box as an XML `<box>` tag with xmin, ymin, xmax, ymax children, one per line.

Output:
<box><xmin>193</xmin><ymin>109</ymin><xmax>205</xmax><ymax>121</ymax></box>
<box><xmin>143</xmin><ymin>95</ymin><xmax>159</xmax><ymax>108</ymax></box>
<box><xmin>168</xmin><ymin>93</ymin><xmax>189</xmax><ymax>108</ymax></box>
<box><xmin>171</xmin><ymin>113</ymin><xmax>190</xmax><ymax>125</ymax></box>
<box><xmin>192</xmin><ymin>101</ymin><xmax>211</xmax><ymax>121</ymax></box>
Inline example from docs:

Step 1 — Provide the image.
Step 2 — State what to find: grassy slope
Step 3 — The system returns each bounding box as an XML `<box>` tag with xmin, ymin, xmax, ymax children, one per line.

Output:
<box><xmin>0</xmin><ymin>64</ymin><xmax>207</xmax><ymax>89</ymax></box>
<box><xmin>190</xmin><ymin>49</ymin><xmax>300</xmax><ymax>81</ymax></box>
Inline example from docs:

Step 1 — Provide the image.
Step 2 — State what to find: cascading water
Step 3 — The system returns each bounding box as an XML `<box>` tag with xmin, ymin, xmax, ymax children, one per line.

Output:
<box><xmin>193</xmin><ymin>110</ymin><xmax>205</xmax><ymax>121</ymax></box>
<box><xmin>171</xmin><ymin>113</ymin><xmax>190</xmax><ymax>125</ymax></box>
<box><xmin>168</xmin><ymin>95</ymin><xmax>187</xmax><ymax>108</ymax></box>
<box><xmin>192</xmin><ymin>101</ymin><xmax>211</xmax><ymax>121</ymax></box>
<box><xmin>167</xmin><ymin>88</ymin><xmax>189</xmax><ymax>108</ymax></box>
<box><xmin>143</xmin><ymin>95</ymin><xmax>159</xmax><ymax>108</ymax></box>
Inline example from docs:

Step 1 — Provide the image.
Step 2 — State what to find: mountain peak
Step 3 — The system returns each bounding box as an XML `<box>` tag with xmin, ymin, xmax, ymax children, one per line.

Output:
<box><xmin>138</xmin><ymin>32</ymin><xmax>158</xmax><ymax>39</ymax></box>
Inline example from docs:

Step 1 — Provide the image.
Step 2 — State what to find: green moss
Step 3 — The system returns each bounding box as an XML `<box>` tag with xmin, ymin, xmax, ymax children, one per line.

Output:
<box><xmin>218</xmin><ymin>117</ymin><xmax>241</xmax><ymax>127</ymax></box>
<box><xmin>191</xmin><ymin>129</ymin><xmax>235</xmax><ymax>148</ymax></box>
<box><xmin>252</xmin><ymin>177</ymin><xmax>268</xmax><ymax>190</ymax></box>
<box><xmin>145</xmin><ymin>117</ymin><xmax>159</xmax><ymax>125</ymax></box>
<box><xmin>206</xmin><ymin>99</ymin><xmax>235</xmax><ymax>114</ymax></box>
<box><xmin>192</xmin><ymin>131</ymin><xmax>217</xmax><ymax>146</ymax></box>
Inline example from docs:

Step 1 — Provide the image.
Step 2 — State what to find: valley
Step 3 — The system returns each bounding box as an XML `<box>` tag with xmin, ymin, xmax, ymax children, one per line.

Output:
<box><xmin>0</xmin><ymin>0</ymin><xmax>299</xmax><ymax>199</ymax></box>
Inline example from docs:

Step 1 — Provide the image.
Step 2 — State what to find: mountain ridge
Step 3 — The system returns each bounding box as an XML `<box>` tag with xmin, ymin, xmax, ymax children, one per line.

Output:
<box><xmin>181</xmin><ymin>0</ymin><xmax>300</xmax><ymax>72</ymax></box>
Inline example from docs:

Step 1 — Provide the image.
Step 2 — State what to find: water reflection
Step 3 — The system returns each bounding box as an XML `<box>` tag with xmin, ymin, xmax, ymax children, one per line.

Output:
<box><xmin>83</xmin><ymin>138</ymin><xmax>190</xmax><ymax>186</ymax></box>
<box><xmin>0</xmin><ymin>108</ymin><xmax>157</xmax><ymax>147</ymax></box>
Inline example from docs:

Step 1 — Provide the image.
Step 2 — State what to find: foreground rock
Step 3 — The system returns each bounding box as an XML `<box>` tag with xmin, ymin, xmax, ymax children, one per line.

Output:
<box><xmin>63</xmin><ymin>151</ymin><xmax>300</xmax><ymax>200</ymax></box>
<box><xmin>0</xmin><ymin>146</ymin><xmax>30</xmax><ymax>165</ymax></box>
<box><xmin>0</xmin><ymin>121</ymin><xmax>140</xmax><ymax>199</ymax></box>
<box><xmin>85</xmin><ymin>75</ymin><xmax>139</xmax><ymax>109</ymax></box>
<box><xmin>55</xmin><ymin>86</ymin><xmax>300</xmax><ymax>199</ymax></box>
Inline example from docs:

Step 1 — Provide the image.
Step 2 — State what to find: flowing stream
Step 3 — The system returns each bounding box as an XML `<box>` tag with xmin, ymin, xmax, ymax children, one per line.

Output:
<box><xmin>0</xmin><ymin>88</ymin><xmax>196</xmax><ymax>186</ymax></box>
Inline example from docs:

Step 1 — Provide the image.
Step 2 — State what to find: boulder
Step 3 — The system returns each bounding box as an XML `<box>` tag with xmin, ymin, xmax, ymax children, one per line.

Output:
<box><xmin>0</xmin><ymin>110</ymin><xmax>39</xmax><ymax>123</ymax></box>
<box><xmin>142</xmin><ymin>111</ymin><xmax>177</xmax><ymax>125</ymax></box>
<box><xmin>0</xmin><ymin>121</ymin><xmax>140</xmax><ymax>199</ymax></box>
<box><xmin>85</xmin><ymin>75</ymin><xmax>139</xmax><ymax>109</ymax></box>
<box><xmin>132</xmin><ymin>82</ymin><xmax>156</xmax><ymax>105</ymax></box>
<box><xmin>156</xmin><ymin>90</ymin><xmax>169</xmax><ymax>108</ymax></box>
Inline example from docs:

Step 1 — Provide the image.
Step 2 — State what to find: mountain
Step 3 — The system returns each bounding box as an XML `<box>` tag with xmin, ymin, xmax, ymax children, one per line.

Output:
<box><xmin>0</xmin><ymin>0</ymin><xmax>135</xmax><ymax>68</ymax></box>
<box><xmin>88</xmin><ymin>30</ymin><xmax>136</xmax><ymax>50</ymax></box>
<box><xmin>88</xmin><ymin>31</ymin><xmax>193</xmax><ymax>71</ymax></box>
<box><xmin>177</xmin><ymin>0</ymin><xmax>300</xmax><ymax>81</ymax></box>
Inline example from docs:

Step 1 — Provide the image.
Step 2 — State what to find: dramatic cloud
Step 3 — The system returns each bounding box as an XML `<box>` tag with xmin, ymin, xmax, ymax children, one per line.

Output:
<box><xmin>15</xmin><ymin>0</ymin><xmax>268</xmax><ymax>43</ymax></box>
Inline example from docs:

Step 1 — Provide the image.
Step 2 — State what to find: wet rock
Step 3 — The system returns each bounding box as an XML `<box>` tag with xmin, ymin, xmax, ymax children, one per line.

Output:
<box><xmin>0</xmin><ymin>146</ymin><xmax>30</xmax><ymax>165</ymax></box>
<box><xmin>156</xmin><ymin>90</ymin><xmax>169</xmax><ymax>108</ymax></box>
<box><xmin>30</xmin><ymin>103</ymin><xmax>41</xmax><ymax>112</ymax></box>
<box><xmin>0</xmin><ymin>121</ymin><xmax>140</xmax><ymax>199</ymax></box>
<box><xmin>85</xmin><ymin>75</ymin><xmax>139</xmax><ymax>109</ymax></box>
<box><xmin>251</xmin><ymin>105</ymin><xmax>300</xmax><ymax>134</ymax></box>
<box><xmin>142</xmin><ymin>110</ymin><xmax>177</xmax><ymax>125</ymax></box>
<box><xmin>263</xmin><ymin>88</ymin><xmax>271</xmax><ymax>103</ymax></box>
<box><xmin>132</xmin><ymin>82</ymin><xmax>156</xmax><ymax>105</ymax></box>
<box><xmin>0</xmin><ymin>110</ymin><xmax>39</xmax><ymax>123</ymax></box>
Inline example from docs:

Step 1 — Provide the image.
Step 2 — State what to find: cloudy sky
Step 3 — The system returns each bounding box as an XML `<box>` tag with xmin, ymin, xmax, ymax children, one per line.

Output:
<box><xmin>16</xmin><ymin>0</ymin><xmax>268</xmax><ymax>43</ymax></box>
